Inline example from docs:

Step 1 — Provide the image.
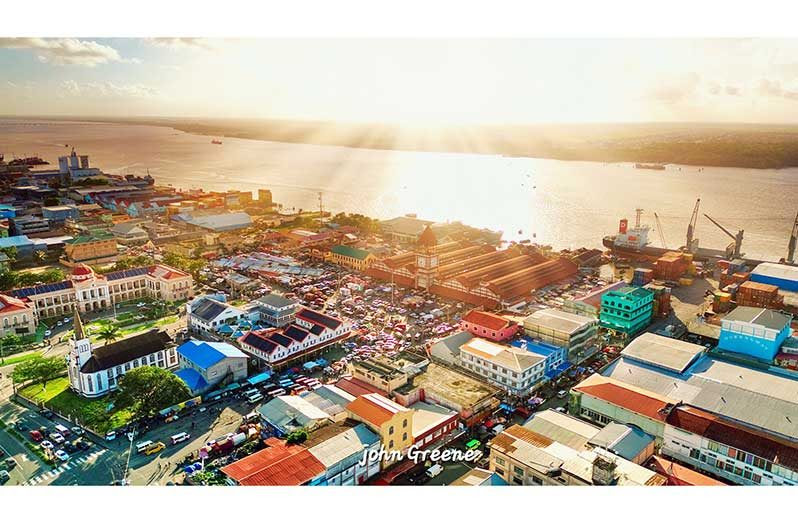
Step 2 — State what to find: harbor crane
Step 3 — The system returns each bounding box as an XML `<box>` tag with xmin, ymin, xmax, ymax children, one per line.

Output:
<box><xmin>787</xmin><ymin>211</ymin><xmax>798</xmax><ymax>265</ymax></box>
<box><xmin>654</xmin><ymin>212</ymin><xmax>668</xmax><ymax>249</ymax></box>
<box><xmin>703</xmin><ymin>213</ymin><xmax>744</xmax><ymax>259</ymax></box>
<box><xmin>685</xmin><ymin>198</ymin><xmax>700</xmax><ymax>253</ymax></box>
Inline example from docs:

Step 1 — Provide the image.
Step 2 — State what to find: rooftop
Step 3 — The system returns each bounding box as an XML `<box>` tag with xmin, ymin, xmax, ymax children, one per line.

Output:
<box><xmin>412</xmin><ymin>402</ymin><xmax>458</xmax><ymax>438</ymax></box>
<box><xmin>461</xmin><ymin>337</ymin><xmax>545</xmax><ymax>373</ymax></box>
<box><xmin>523</xmin><ymin>308</ymin><xmax>597</xmax><ymax>334</ymax></box>
<box><xmin>573</xmin><ymin>374</ymin><xmax>672</xmax><ymax>421</ymax></box>
<box><xmin>346</xmin><ymin>393</ymin><xmax>408</xmax><ymax>426</ymax></box>
<box><xmin>410</xmin><ymin>362</ymin><xmax>498</xmax><ymax>410</ymax></box>
<box><xmin>461</xmin><ymin>309</ymin><xmax>512</xmax><ymax>331</ymax></box>
<box><xmin>621</xmin><ymin>333</ymin><xmax>706</xmax><ymax>374</ymax></box>
<box><xmin>330</xmin><ymin>244</ymin><xmax>372</xmax><ymax>260</ymax></box>
<box><xmin>522</xmin><ymin>409</ymin><xmax>601</xmax><ymax>449</ymax></box>
<box><xmin>450</xmin><ymin>467</ymin><xmax>508</xmax><ymax>486</ymax></box>
<box><xmin>256</xmin><ymin>293</ymin><xmax>299</xmax><ymax>309</ymax></box>
<box><xmin>80</xmin><ymin>330</ymin><xmax>172</xmax><ymax>374</ymax></box>
<box><xmin>176</xmin><ymin>339</ymin><xmax>247</xmax><ymax>370</ymax></box>
<box><xmin>646</xmin><ymin>455</ymin><xmax>726</xmax><ymax>486</ymax></box>
<box><xmin>220</xmin><ymin>438</ymin><xmax>325</xmax><ymax>486</ymax></box>
<box><xmin>722</xmin><ymin>306</ymin><xmax>791</xmax><ymax>331</ymax></box>
<box><xmin>752</xmin><ymin>262</ymin><xmax>798</xmax><ymax>282</ymax></box>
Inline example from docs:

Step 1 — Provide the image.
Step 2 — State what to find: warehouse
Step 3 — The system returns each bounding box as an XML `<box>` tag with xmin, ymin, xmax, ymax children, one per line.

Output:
<box><xmin>750</xmin><ymin>262</ymin><xmax>798</xmax><ymax>292</ymax></box>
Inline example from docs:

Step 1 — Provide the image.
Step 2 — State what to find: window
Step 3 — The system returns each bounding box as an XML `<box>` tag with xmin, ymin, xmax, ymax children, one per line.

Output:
<box><xmin>495</xmin><ymin>457</ymin><xmax>505</xmax><ymax>466</ymax></box>
<box><xmin>388</xmin><ymin>440</ymin><xmax>394</xmax><ymax>449</ymax></box>
<box><xmin>402</xmin><ymin>433</ymin><xmax>407</xmax><ymax>441</ymax></box>
<box><xmin>402</xmin><ymin>419</ymin><xmax>408</xmax><ymax>428</ymax></box>
<box><xmin>513</xmin><ymin>466</ymin><xmax>524</xmax><ymax>476</ymax></box>
<box><xmin>389</xmin><ymin>426</ymin><xmax>394</xmax><ymax>435</ymax></box>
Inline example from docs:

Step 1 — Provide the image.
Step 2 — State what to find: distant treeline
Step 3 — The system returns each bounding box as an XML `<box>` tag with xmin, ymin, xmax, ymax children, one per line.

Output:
<box><xmin>35</xmin><ymin>117</ymin><xmax>798</xmax><ymax>169</ymax></box>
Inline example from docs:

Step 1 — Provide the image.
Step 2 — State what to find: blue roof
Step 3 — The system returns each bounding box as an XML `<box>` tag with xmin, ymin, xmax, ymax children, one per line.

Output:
<box><xmin>174</xmin><ymin>368</ymin><xmax>209</xmax><ymax>393</ymax></box>
<box><xmin>351</xmin><ymin>423</ymin><xmax>380</xmax><ymax>447</ymax></box>
<box><xmin>511</xmin><ymin>337</ymin><xmax>563</xmax><ymax>358</ymax></box>
<box><xmin>177</xmin><ymin>339</ymin><xmax>248</xmax><ymax>369</ymax></box>
<box><xmin>247</xmin><ymin>371</ymin><xmax>272</xmax><ymax>385</ymax></box>
<box><xmin>0</xmin><ymin>235</ymin><xmax>34</xmax><ymax>249</ymax></box>
<box><xmin>217</xmin><ymin>324</ymin><xmax>235</xmax><ymax>334</ymax></box>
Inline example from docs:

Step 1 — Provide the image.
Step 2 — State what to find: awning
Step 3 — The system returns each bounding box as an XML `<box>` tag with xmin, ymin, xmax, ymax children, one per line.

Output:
<box><xmin>303</xmin><ymin>361</ymin><xmax>319</xmax><ymax>370</ymax></box>
<box><xmin>223</xmin><ymin>382</ymin><xmax>242</xmax><ymax>391</ymax></box>
<box><xmin>247</xmin><ymin>372</ymin><xmax>272</xmax><ymax>386</ymax></box>
<box><xmin>499</xmin><ymin>403</ymin><xmax>514</xmax><ymax>412</ymax></box>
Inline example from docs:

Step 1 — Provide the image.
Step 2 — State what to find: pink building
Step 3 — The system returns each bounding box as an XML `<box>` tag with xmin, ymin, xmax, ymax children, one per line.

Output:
<box><xmin>459</xmin><ymin>309</ymin><xmax>518</xmax><ymax>342</ymax></box>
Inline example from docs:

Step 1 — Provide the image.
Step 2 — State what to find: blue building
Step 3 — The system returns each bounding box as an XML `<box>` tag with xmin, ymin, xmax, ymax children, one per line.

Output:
<box><xmin>42</xmin><ymin>205</ymin><xmax>80</xmax><ymax>224</ymax></box>
<box><xmin>0</xmin><ymin>204</ymin><xmax>16</xmax><ymax>219</ymax></box>
<box><xmin>750</xmin><ymin>263</ymin><xmax>798</xmax><ymax>292</ymax></box>
<box><xmin>175</xmin><ymin>339</ymin><xmax>249</xmax><ymax>394</ymax></box>
<box><xmin>718</xmin><ymin>306</ymin><xmax>792</xmax><ymax>362</ymax></box>
<box><xmin>511</xmin><ymin>336</ymin><xmax>571</xmax><ymax>380</ymax></box>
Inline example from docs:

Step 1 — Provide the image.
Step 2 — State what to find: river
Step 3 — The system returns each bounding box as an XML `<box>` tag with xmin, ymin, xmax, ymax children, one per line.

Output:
<box><xmin>2</xmin><ymin>118</ymin><xmax>796</xmax><ymax>261</ymax></box>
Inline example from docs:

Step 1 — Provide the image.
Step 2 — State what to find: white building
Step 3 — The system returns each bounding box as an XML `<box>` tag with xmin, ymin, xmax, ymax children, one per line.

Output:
<box><xmin>523</xmin><ymin>308</ymin><xmax>599</xmax><ymax>363</ymax></box>
<box><xmin>67</xmin><ymin>311</ymin><xmax>177</xmax><ymax>398</ymax></box>
<box><xmin>186</xmin><ymin>295</ymin><xmax>249</xmax><ymax>333</ymax></box>
<box><xmin>459</xmin><ymin>337</ymin><xmax>546</xmax><ymax>395</ymax></box>
<box><xmin>0</xmin><ymin>293</ymin><xmax>36</xmax><ymax>337</ymax></box>
<box><xmin>11</xmin><ymin>263</ymin><xmax>193</xmax><ymax>319</ymax></box>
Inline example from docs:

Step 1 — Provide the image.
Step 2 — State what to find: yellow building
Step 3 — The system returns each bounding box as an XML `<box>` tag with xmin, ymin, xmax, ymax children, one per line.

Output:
<box><xmin>346</xmin><ymin>393</ymin><xmax>414</xmax><ymax>466</ymax></box>
<box><xmin>63</xmin><ymin>232</ymin><xmax>118</xmax><ymax>264</ymax></box>
<box><xmin>329</xmin><ymin>244</ymin><xmax>375</xmax><ymax>271</ymax></box>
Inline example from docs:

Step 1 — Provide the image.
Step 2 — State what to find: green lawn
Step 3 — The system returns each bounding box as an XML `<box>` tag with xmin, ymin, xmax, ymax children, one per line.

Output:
<box><xmin>0</xmin><ymin>350</ymin><xmax>41</xmax><ymax>366</ymax></box>
<box><xmin>19</xmin><ymin>377</ymin><xmax>134</xmax><ymax>433</ymax></box>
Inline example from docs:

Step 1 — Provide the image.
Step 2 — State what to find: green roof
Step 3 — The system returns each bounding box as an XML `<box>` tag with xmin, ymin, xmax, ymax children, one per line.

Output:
<box><xmin>330</xmin><ymin>244</ymin><xmax>372</xmax><ymax>260</ymax></box>
<box><xmin>66</xmin><ymin>231</ymin><xmax>114</xmax><ymax>244</ymax></box>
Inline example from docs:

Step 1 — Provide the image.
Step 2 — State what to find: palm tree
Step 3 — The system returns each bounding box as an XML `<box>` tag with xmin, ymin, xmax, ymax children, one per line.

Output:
<box><xmin>97</xmin><ymin>324</ymin><xmax>121</xmax><ymax>345</ymax></box>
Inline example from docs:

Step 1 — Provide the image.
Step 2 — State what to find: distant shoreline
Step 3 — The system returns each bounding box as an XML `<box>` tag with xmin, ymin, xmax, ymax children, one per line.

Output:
<box><xmin>7</xmin><ymin>116</ymin><xmax>798</xmax><ymax>170</ymax></box>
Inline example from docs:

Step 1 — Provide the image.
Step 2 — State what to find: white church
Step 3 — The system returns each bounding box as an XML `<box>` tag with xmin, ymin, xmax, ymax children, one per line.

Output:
<box><xmin>67</xmin><ymin>310</ymin><xmax>178</xmax><ymax>398</ymax></box>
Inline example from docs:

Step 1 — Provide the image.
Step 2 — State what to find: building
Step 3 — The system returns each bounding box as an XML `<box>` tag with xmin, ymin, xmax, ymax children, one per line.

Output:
<box><xmin>174</xmin><ymin>211</ymin><xmax>253</xmax><ymax>233</ymax></box>
<box><xmin>252</xmin><ymin>293</ymin><xmax>299</xmax><ymax>327</ymax></box>
<box><xmin>523</xmin><ymin>308</ymin><xmax>598</xmax><ymax>363</ymax></box>
<box><xmin>220</xmin><ymin>437</ymin><xmax>326</xmax><ymax>486</ymax></box>
<box><xmin>428</xmin><ymin>330</ymin><xmax>473</xmax><ymax>366</ymax></box>
<box><xmin>646</xmin><ymin>455</ymin><xmax>726</xmax><ymax>486</ymax></box>
<box><xmin>411</xmin><ymin>401</ymin><xmax>460</xmax><ymax>449</ymax></box>
<box><xmin>67</xmin><ymin>312</ymin><xmax>177</xmax><ymax>398</ymax></box>
<box><xmin>328</xmin><ymin>245</ymin><xmax>375</xmax><ymax>270</ymax></box>
<box><xmin>174</xmin><ymin>340</ymin><xmax>249</xmax><ymax>394</ymax></box>
<box><xmin>488</xmin><ymin>420</ymin><xmax>666</xmax><ymax>486</ymax></box>
<box><xmin>581</xmin><ymin>332</ymin><xmax>798</xmax><ymax>443</ymax></box>
<box><xmin>239</xmin><ymin>308</ymin><xmax>351</xmax><ymax>368</ymax></box>
<box><xmin>0</xmin><ymin>293</ymin><xmax>36</xmax><ymax>337</ymax></box>
<box><xmin>718</xmin><ymin>306</ymin><xmax>792</xmax><ymax>361</ymax></box>
<box><xmin>186</xmin><ymin>296</ymin><xmax>249</xmax><ymax>333</ymax></box>
<box><xmin>258</xmin><ymin>395</ymin><xmax>332</xmax><ymax>436</ymax></box>
<box><xmin>379</xmin><ymin>215</ymin><xmax>435</xmax><ymax>243</ymax></box>
<box><xmin>41</xmin><ymin>205</ymin><xmax>79</xmax><ymax>224</ymax></box>
<box><xmin>511</xmin><ymin>337</ymin><xmax>570</xmax><ymax>381</ymax></box>
<box><xmin>349</xmin><ymin>357</ymin><xmax>408</xmax><ymax>394</ymax></box>
<box><xmin>750</xmin><ymin>262</ymin><xmax>798</xmax><ymax>292</ymax></box>
<box><xmin>109</xmin><ymin>220</ymin><xmax>150</xmax><ymax>246</ymax></box>
<box><xmin>302</xmin><ymin>421</ymin><xmax>381</xmax><ymax>485</ymax></box>
<box><xmin>599</xmin><ymin>286</ymin><xmax>654</xmax><ymax>336</ymax></box>
<box><xmin>663</xmin><ymin>404</ymin><xmax>798</xmax><ymax>486</ymax></box>
<box><xmin>257</xmin><ymin>189</ymin><xmax>273</xmax><ymax>207</ymax></box>
<box><xmin>459</xmin><ymin>337</ymin><xmax>546</xmax><ymax>395</ymax></box>
<box><xmin>57</xmin><ymin>149</ymin><xmax>103</xmax><ymax>180</ymax></box>
<box><xmin>63</xmin><ymin>231</ymin><xmax>118</xmax><ymax>264</ymax></box>
<box><xmin>11</xmin><ymin>263</ymin><xmax>193</xmax><ymax>318</ymax></box>
<box><xmin>367</xmin><ymin>228</ymin><xmax>578</xmax><ymax>308</ymax></box>
<box><xmin>460</xmin><ymin>309</ymin><xmax>518</xmax><ymax>342</ymax></box>
<box><xmin>346</xmin><ymin>393</ymin><xmax>414</xmax><ymax>465</ymax></box>
<box><xmin>451</xmin><ymin>468</ymin><xmax>508</xmax><ymax>486</ymax></box>
<box><xmin>562</xmin><ymin>281</ymin><xmax>627</xmax><ymax>318</ymax></box>
<box><xmin>10</xmin><ymin>215</ymin><xmax>50</xmax><ymax>236</ymax></box>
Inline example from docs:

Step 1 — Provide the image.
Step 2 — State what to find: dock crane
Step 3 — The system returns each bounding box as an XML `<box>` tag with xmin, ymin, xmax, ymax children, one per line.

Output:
<box><xmin>685</xmin><ymin>198</ymin><xmax>700</xmax><ymax>253</ymax></box>
<box><xmin>787</xmin><ymin>211</ymin><xmax>798</xmax><ymax>264</ymax></box>
<box><xmin>654</xmin><ymin>212</ymin><xmax>668</xmax><ymax>249</ymax></box>
<box><xmin>703</xmin><ymin>213</ymin><xmax>744</xmax><ymax>259</ymax></box>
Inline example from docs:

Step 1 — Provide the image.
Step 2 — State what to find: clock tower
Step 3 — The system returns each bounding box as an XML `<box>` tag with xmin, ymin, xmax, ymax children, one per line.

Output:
<box><xmin>415</xmin><ymin>225</ymin><xmax>438</xmax><ymax>291</ymax></box>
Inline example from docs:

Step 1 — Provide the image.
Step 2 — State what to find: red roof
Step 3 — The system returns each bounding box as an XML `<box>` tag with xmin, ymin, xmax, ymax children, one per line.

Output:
<box><xmin>335</xmin><ymin>377</ymin><xmax>385</xmax><ymax>398</ymax></box>
<box><xmin>461</xmin><ymin>309</ymin><xmax>511</xmax><ymax>331</ymax></box>
<box><xmin>220</xmin><ymin>438</ymin><xmax>325</xmax><ymax>486</ymax></box>
<box><xmin>573</xmin><ymin>381</ymin><xmax>670</xmax><ymax>420</ymax></box>
<box><xmin>71</xmin><ymin>263</ymin><xmax>94</xmax><ymax>276</ymax></box>
<box><xmin>666</xmin><ymin>405</ymin><xmax>798</xmax><ymax>471</ymax></box>
<box><xmin>347</xmin><ymin>393</ymin><xmax>407</xmax><ymax>427</ymax></box>
<box><xmin>417</xmin><ymin>225</ymin><xmax>437</xmax><ymax>249</ymax></box>
<box><xmin>647</xmin><ymin>455</ymin><xmax>726</xmax><ymax>486</ymax></box>
<box><xmin>148</xmin><ymin>264</ymin><xmax>190</xmax><ymax>280</ymax></box>
<box><xmin>0</xmin><ymin>293</ymin><xmax>32</xmax><ymax>314</ymax></box>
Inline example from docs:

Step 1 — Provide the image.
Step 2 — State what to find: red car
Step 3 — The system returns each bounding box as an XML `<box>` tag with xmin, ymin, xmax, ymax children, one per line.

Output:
<box><xmin>29</xmin><ymin>430</ymin><xmax>43</xmax><ymax>442</ymax></box>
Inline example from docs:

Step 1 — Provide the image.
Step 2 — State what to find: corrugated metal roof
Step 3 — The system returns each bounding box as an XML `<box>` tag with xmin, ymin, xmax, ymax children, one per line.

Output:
<box><xmin>621</xmin><ymin>333</ymin><xmax>705</xmax><ymax>374</ymax></box>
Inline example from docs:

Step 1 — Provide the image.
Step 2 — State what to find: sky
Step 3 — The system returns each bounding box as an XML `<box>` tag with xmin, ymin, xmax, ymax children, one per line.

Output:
<box><xmin>3</xmin><ymin>38</ymin><xmax>798</xmax><ymax>124</ymax></box>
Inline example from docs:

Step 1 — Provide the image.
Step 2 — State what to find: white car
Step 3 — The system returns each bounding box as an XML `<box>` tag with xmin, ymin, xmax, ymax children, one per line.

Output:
<box><xmin>71</xmin><ymin>426</ymin><xmax>84</xmax><ymax>436</ymax></box>
<box><xmin>41</xmin><ymin>440</ymin><xmax>54</xmax><ymax>450</ymax></box>
<box><xmin>54</xmin><ymin>450</ymin><xmax>69</xmax><ymax>461</ymax></box>
<box><xmin>44</xmin><ymin>330</ymin><xmax>52</xmax><ymax>337</ymax></box>
<box><xmin>105</xmin><ymin>431</ymin><xmax>117</xmax><ymax>441</ymax></box>
<box><xmin>49</xmin><ymin>433</ymin><xmax>65</xmax><ymax>444</ymax></box>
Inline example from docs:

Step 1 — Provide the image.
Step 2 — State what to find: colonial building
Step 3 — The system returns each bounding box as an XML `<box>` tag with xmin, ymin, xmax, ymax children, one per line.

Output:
<box><xmin>0</xmin><ymin>293</ymin><xmax>36</xmax><ymax>337</ymax></box>
<box><xmin>63</xmin><ymin>231</ymin><xmax>119</xmax><ymax>264</ymax></box>
<box><xmin>67</xmin><ymin>311</ymin><xmax>177</xmax><ymax>398</ymax></box>
<box><xmin>346</xmin><ymin>393</ymin><xmax>414</xmax><ymax>466</ymax></box>
<box><xmin>10</xmin><ymin>263</ymin><xmax>193</xmax><ymax>319</ymax></box>
<box><xmin>328</xmin><ymin>245</ymin><xmax>375</xmax><ymax>270</ymax></box>
<box><xmin>459</xmin><ymin>337</ymin><xmax>546</xmax><ymax>396</ymax></box>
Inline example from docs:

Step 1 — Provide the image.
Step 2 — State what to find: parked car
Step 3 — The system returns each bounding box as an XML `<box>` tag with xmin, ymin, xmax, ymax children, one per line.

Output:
<box><xmin>54</xmin><ymin>450</ymin><xmax>69</xmax><ymax>462</ymax></box>
<box><xmin>144</xmin><ymin>442</ymin><xmax>165</xmax><ymax>456</ymax></box>
<box><xmin>556</xmin><ymin>390</ymin><xmax>568</xmax><ymax>399</ymax></box>
<box><xmin>29</xmin><ymin>430</ymin><xmax>43</xmax><ymax>442</ymax></box>
<box><xmin>0</xmin><ymin>470</ymin><xmax>9</xmax><ymax>484</ymax></box>
<box><xmin>49</xmin><ymin>433</ymin><xmax>65</xmax><ymax>444</ymax></box>
<box><xmin>105</xmin><ymin>431</ymin><xmax>117</xmax><ymax>441</ymax></box>
<box><xmin>4</xmin><ymin>457</ymin><xmax>15</xmax><ymax>469</ymax></box>
<box><xmin>40</xmin><ymin>409</ymin><xmax>54</xmax><ymax>419</ymax></box>
<box><xmin>40</xmin><ymin>440</ymin><xmax>54</xmax><ymax>450</ymax></box>
<box><xmin>71</xmin><ymin>426</ymin><xmax>84</xmax><ymax>436</ymax></box>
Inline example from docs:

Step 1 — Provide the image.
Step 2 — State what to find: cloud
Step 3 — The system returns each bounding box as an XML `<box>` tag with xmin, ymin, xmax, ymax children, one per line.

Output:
<box><xmin>59</xmin><ymin>80</ymin><xmax>158</xmax><ymax>98</ymax></box>
<box><xmin>147</xmin><ymin>38</ymin><xmax>212</xmax><ymax>50</ymax></box>
<box><xmin>758</xmin><ymin>79</ymin><xmax>798</xmax><ymax>101</ymax></box>
<box><xmin>646</xmin><ymin>72</ymin><xmax>700</xmax><ymax>105</ymax></box>
<box><xmin>707</xmin><ymin>81</ymin><xmax>742</xmax><ymax>97</ymax></box>
<box><xmin>0</xmin><ymin>37</ymin><xmax>134</xmax><ymax>67</ymax></box>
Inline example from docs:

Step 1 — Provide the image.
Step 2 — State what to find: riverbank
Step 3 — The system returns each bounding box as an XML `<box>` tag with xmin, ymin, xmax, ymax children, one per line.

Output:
<box><xmin>22</xmin><ymin>116</ymin><xmax>798</xmax><ymax>169</ymax></box>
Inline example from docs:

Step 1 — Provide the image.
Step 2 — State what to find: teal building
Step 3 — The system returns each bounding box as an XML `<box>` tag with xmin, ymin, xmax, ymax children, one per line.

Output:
<box><xmin>599</xmin><ymin>286</ymin><xmax>654</xmax><ymax>336</ymax></box>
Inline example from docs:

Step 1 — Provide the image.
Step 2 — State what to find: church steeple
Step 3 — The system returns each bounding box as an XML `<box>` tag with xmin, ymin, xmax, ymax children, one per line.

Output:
<box><xmin>73</xmin><ymin>307</ymin><xmax>87</xmax><ymax>341</ymax></box>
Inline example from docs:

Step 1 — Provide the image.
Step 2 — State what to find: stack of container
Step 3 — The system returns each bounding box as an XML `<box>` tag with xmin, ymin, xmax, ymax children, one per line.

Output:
<box><xmin>723</xmin><ymin>283</ymin><xmax>739</xmax><ymax>300</ymax></box>
<box><xmin>644</xmin><ymin>283</ymin><xmax>672</xmax><ymax>317</ymax></box>
<box><xmin>712</xmin><ymin>290</ymin><xmax>733</xmax><ymax>313</ymax></box>
<box><xmin>736</xmin><ymin>281</ymin><xmax>784</xmax><ymax>309</ymax></box>
<box><xmin>632</xmin><ymin>268</ymin><xmax>655</xmax><ymax>286</ymax></box>
<box><xmin>654</xmin><ymin>251</ymin><xmax>691</xmax><ymax>281</ymax></box>
<box><xmin>719</xmin><ymin>270</ymin><xmax>750</xmax><ymax>289</ymax></box>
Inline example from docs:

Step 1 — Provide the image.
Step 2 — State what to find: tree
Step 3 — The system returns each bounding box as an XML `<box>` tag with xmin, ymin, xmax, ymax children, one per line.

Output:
<box><xmin>115</xmin><ymin>366</ymin><xmax>191</xmax><ymax>419</ymax></box>
<box><xmin>96</xmin><ymin>324</ymin><xmax>121</xmax><ymax>345</ymax></box>
<box><xmin>1</xmin><ymin>333</ymin><xmax>21</xmax><ymax>348</ymax></box>
<box><xmin>286</xmin><ymin>428</ymin><xmax>308</xmax><ymax>444</ymax></box>
<box><xmin>11</xmin><ymin>355</ymin><xmax>66</xmax><ymax>388</ymax></box>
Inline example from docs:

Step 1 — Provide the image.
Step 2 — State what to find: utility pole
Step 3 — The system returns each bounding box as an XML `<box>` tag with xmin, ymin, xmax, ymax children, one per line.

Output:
<box><xmin>318</xmin><ymin>192</ymin><xmax>323</xmax><ymax>227</ymax></box>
